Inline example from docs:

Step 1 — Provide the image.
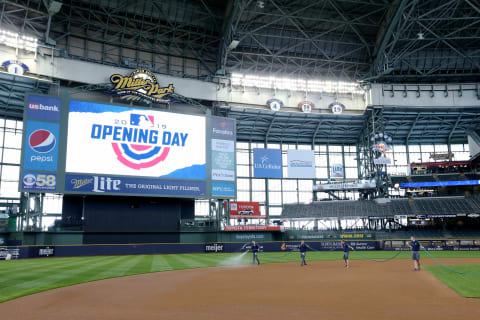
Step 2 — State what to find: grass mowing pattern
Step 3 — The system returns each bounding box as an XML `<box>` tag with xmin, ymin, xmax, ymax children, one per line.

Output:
<box><xmin>424</xmin><ymin>265</ymin><xmax>480</xmax><ymax>298</ymax></box>
<box><xmin>1</xmin><ymin>251</ymin><xmax>480</xmax><ymax>302</ymax></box>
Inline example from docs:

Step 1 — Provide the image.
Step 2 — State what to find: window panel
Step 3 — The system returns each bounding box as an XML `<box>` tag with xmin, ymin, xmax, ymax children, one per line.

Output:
<box><xmin>298</xmin><ymin>145</ymin><xmax>311</xmax><ymax>150</ymax></box>
<box><xmin>282</xmin><ymin>191</ymin><xmax>298</xmax><ymax>204</ymax></box>
<box><xmin>315</xmin><ymin>154</ymin><xmax>328</xmax><ymax>166</ymax></box>
<box><xmin>393</xmin><ymin>145</ymin><xmax>406</xmax><ymax>153</ymax></box>
<box><xmin>0</xmin><ymin>181</ymin><xmax>20</xmax><ymax>198</ymax></box>
<box><xmin>236</xmin><ymin>142</ymin><xmax>249</xmax><ymax>149</ymax></box>
<box><xmin>409</xmin><ymin>145</ymin><xmax>420</xmax><ymax>152</ymax></box>
<box><xmin>237</xmin><ymin>178</ymin><xmax>250</xmax><ymax>191</ymax></box>
<box><xmin>252</xmin><ymin>191</ymin><xmax>265</xmax><ymax>203</ymax></box>
<box><xmin>195</xmin><ymin>200</ymin><xmax>210</xmax><ymax>216</ymax></box>
<box><xmin>345</xmin><ymin>168</ymin><xmax>358</xmax><ymax>179</ymax></box>
<box><xmin>451</xmin><ymin>144</ymin><xmax>465</xmax><ymax>152</ymax></box>
<box><xmin>237</xmin><ymin>150</ymin><xmax>249</xmax><ymax>165</ymax></box>
<box><xmin>316</xmin><ymin>167</ymin><xmax>328</xmax><ymax>179</ymax></box>
<box><xmin>299</xmin><ymin>192</ymin><xmax>312</xmax><ymax>203</ymax></box>
<box><xmin>2</xmin><ymin>148</ymin><xmax>21</xmax><ymax>164</ymax></box>
<box><xmin>252</xmin><ymin>179</ymin><xmax>265</xmax><ymax>191</ymax></box>
<box><xmin>268</xmin><ymin>191</ymin><xmax>282</xmax><ymax>205</ymax></box>
<box><xmin>268</xmin><ymin>179</ymin><xmax>281</xmax><ymax>191</ymax></box>
<box><xmin>1</xmin><ymin>165</ymin><xmax>19</xmax><ymax>181</ymax></box>
<box><xmin>434</xmin><ymin>144</ymin><xmax>448</xmax><ymax>152</ymax></box>
<box><xmin>298</xmin><ymin>180</ymin><xmax>313</xmax><ymax>191</ymax></box>
<box><xmin>3</xmin><ymin>131</ymin><xmax>22</xmax><ymax>148</ymax></box>
<box><xmin>282</xmin><ymin>180</ymin><xmax>297</xmax><ymax>191</ymax></box>
<box><xmin>43</xmin><ymin>195</ymin><xmax>63</xmax><ymax>214</ymax></box>
<box><xmin>237</xmin><ymin>165</ymin><xmax>249</xmax><ymax>177</ymax></box>
<box><xmin>269</xmin><ymin>207</ymin><xmax>282</xmax><ymax>216</ymax></box>
<box><xmin>237</xmin><ymin>191</ymin><xmax>250</xmax><ymax>201</ymax></box>
<box><xmin>344</xmin><ymin>154</ymin><xmax>357</xmax><ymax>167</ymax></box>
<box><xmin>329</xmin><ymin>145</ymin><xmax>342</xmax><ymax>152</ymax></box>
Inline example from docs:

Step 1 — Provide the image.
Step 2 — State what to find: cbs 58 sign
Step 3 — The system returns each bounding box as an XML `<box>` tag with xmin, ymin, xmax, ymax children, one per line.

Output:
<box><xmin>22</xmin><ymin>173</ymin><xmax>57</xmax><ymax>191</ymax></box>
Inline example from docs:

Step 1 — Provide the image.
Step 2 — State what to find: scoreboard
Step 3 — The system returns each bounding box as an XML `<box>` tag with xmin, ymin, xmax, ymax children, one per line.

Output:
<box><xmin>19</xmin><ymin>94</ymin><xmax>236</xmax><ymax>198</ymax></box>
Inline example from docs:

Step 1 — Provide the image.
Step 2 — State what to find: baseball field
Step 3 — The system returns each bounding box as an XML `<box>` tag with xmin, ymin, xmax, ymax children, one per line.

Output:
<box><xmin>1</xmin><ymin>250</ymin><xmax>480</xmax><ymax>319</ymax></box>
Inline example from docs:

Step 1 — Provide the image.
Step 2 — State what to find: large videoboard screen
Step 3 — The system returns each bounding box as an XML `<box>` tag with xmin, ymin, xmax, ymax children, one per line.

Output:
<box><xmin>19</xmin><ymin>94</ymin><xmax>236</xmax><ymax>199</ymax></box>
<box><xmin>65</xmin><ymin>101</ymin><xmax>206</xmax><ymax>179</ymax></box>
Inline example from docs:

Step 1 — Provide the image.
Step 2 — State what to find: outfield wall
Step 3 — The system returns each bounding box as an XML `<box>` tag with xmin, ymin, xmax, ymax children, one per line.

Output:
<box><xmin>1</xmin><ymin>239</ymin><xmax>479</xmax><ymax>260</ymax></box>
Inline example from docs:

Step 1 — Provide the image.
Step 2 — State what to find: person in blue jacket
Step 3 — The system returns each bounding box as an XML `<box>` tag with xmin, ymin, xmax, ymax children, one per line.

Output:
<box><xmin>341</xmin><ymin>240</ymin><xmax>354</xmax><ymax>268</ymax></box>
<box><xmin>408</xmin><ymin>236</ymin><xmax>424</xmax><ymax>271</ymax></box>
<box><xmin>251</xmin><ymin>241</ymin><xmax>260</xmax><ymax>265</ymax></box>
<box><xmin>299</xmin><ymin>240</ymin><xmax>308</xmax><ymax>266</ymax></box>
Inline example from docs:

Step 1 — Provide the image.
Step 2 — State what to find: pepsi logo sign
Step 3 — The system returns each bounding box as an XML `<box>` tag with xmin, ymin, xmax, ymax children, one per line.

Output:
<box><xmin>29</xmin><ymin>129</ymin><xmax>56</xmax><ymax>153</ymax></box>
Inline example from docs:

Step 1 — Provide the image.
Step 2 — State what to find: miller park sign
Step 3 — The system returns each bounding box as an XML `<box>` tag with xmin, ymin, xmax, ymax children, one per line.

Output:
<box><xmin>106</xmin><ymin>68</ymin><xmax>175</xmax><ymax>104</ymax></box>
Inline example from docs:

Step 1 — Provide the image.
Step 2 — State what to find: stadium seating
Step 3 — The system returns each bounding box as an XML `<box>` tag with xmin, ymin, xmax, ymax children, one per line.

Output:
<box><xmin>281</xmin><ymin>196</ymin><xmax>480</xmax><ymax>219</ymax></box>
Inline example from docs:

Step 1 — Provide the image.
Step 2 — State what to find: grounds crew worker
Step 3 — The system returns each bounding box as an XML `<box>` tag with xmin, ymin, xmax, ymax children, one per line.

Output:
<box><xmin>408</xmin><ymin>236</ymin><xmax>424</xmax><ymax>271</ymax></box>
<box><xmin>251</xmin><ymin>241</ymin><xmax>260</xmax><ymax>265</ymax></box>
<box><xmin>342</xmin><ymin>240</ymin><xmax>354</xmax><ymax>268</ymax></box>
<box><xmin>299</xmin><ymin>240</ymin><xmax>309</xmax><ymax>266</ymax></box>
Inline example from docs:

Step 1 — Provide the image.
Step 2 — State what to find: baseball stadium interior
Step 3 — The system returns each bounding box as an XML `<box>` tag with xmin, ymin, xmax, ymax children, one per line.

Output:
<box><xmin>0</xmin><ymin>0</ymin><xmax>479</xmax><ymax>251</ymax></box>
<box><xmin>2</xmin><ymin>2</ymin><xmax>480</xmax><ymax>319</ymax></box>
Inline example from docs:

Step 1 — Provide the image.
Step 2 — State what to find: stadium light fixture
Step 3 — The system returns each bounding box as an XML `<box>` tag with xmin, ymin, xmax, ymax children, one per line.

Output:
<box><xmin>230</xmin><ymin>73</ymin><xmax>364</xmax><ymax>95</ymax></box>
<box><xmin>0</xmin><ymin>29</ymin><xmax>38</xmax><ymax>52</ymax></box>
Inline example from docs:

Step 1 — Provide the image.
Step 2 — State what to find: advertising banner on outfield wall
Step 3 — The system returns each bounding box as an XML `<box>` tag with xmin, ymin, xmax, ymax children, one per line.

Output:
<box><xmin>253</xmin><ymin>148</ymin><xmax>282</xmax><ymax>178</ymax></box>
<box><xmin>228</xmin><ymin>201</ymin><xmax>265</xmax><ymax>219</ymax></box>
<box><xmin>287</xmin><ymin>150</ymin><xmax>315</xmax><ymax>178</ymax></box>
<box><xmin>224</xmin><ymin>226</ymin><xmax>283</xmax><ymax>231</ymax></box>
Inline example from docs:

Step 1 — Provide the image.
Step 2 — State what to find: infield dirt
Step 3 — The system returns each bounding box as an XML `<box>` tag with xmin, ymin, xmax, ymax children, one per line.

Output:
<box><xmin>1</xmin><ymin>258</ymin><xmax>479</xmax><ymax>320</ymax></box>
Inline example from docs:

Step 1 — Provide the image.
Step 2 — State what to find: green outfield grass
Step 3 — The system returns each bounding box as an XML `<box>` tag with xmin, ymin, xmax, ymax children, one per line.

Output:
<box><xmin>424</xmin><ymin>265</ymin><xmax>480</xmax><ymax>298</ymax></box>
<box><xmin>1</xmin><ymin>250</ymin><xmax>480</xmax><ymax>303</ymax></box>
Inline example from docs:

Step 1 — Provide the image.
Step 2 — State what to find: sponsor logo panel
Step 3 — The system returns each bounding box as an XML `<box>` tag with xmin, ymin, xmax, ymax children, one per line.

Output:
<box><xmin>224</xmin><ymin>226</ymin><xmax>282</xmax><ymax>231</ymax></box>
<box><xmin>26</xmin><ymin>95</ymin><xmax>61</xmax><ymax>121</ymax></box>
<box><xmin>253</xmin><ymin>148</ymin><xmax>282</xmax><ymax>178</ymax></box>
<box><xmin>0</xmin><ymin>247</ymin><xmax>20</xmax><ymax>260</ymax></box>
<box><xmin>211</xmin><ymin>182</ymin><xmax>235</xmax><ymax>197</ymax></box>
<box><xmin>23</xmin><ymin>121</ymin><xmax>59</xmax><ymax>171</ymax></box>
<box><xmin>227</xmin><ymin>201</ymin><xmax>265</xmax><ymax>219</ymax></box>
<box><xmin>22</xmin><ymin>173</ymin><xmax>57</xmax><ymax>191</ymax></box>
<box><xmin>37</xmin><ymin>246</ymin><xmax>55</xmax><ymax>257</ymax></box>
<box><xmin>287</xmin><ymin>150</ymin><xmax>315</xmax><ymax>178</ymax></box>
<box><xmin>65</xmin><ymin>174</ymin><xmax>206</xmax><ymax>197</ymax></box>
<box><xmin>205</xmin><ymin>243</ymin><xmax>224</xmax><ymax>253</ymax></box>
<box><xmin>211</xmin><ymin>118</ymin><xmax>235</xmax><ymax>139</ymax></box>
<box><xmin>331</xmin><ymin>163</ymin><xmax>344</xmax><ymax>178</ymax></box>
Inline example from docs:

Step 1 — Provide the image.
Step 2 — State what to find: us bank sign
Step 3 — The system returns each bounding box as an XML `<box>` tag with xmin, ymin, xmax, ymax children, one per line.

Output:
<box><xmin>106</xmin><ymin>68</ymin><xmax>175</xmax><ymax>104</ymax></box>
